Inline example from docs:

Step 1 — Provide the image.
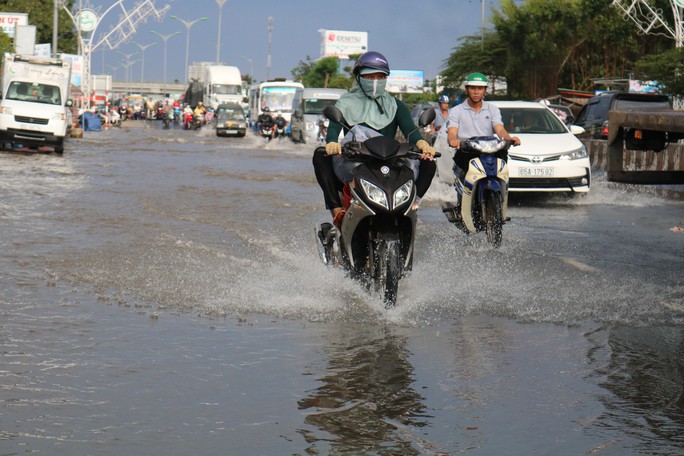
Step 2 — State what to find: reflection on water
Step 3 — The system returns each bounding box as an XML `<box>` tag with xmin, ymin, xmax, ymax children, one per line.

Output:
<box><xmin>298</xmin><ymin>324</ymin><xmax>428</xmax><ymax>454</ymax></box>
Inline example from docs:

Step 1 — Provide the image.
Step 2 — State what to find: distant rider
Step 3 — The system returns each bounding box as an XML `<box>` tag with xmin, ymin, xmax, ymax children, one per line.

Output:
<box><xmin>312</xmin><ymin>51</ymin><xmax>436</xmax><ymax>229</ymax></box>
<box><xmin>273</xmin><ymin>111</ymin><xmax>288</xmax><ymax>138</ymax></box>
<box><xmin>430</xmin><ymin>94</ymin><xmax>450</xmax><ymax>144</ymax></box>
<box><xmin>257</xmin><ymin>107</ymin><xmax>275</xmax><ymax>138</ymax></box>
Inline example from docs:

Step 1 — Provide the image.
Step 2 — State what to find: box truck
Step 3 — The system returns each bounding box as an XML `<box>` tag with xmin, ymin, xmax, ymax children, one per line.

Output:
<box><xmin>0</xmin><ymin>54</ymin><xmax>72</xmax><ymax>153</ymax></box>
<box><xmin>203</xmin><ymin>65</ymin><xmax>243</xmax><ymax>110</ymax></box>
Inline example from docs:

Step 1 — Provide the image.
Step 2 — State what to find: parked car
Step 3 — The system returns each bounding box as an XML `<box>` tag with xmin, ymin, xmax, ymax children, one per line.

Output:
<box><xmin>573</xmin><ymin>91</ymin><xmax>670</xmax><ymax>139</ymax></box>
<box><xmin>489</xmin><ymin>100</ymin><xmax>591</xmax><ymax>193</ymax></box>
<box><xmin>214</xmin><ymin>103</ymin><xmax>247</xmax><ymax>137</ymax></box>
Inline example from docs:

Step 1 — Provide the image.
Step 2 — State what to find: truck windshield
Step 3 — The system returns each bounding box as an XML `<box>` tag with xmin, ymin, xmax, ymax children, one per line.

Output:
<box><xmin>212</xmin><ymin>84</ymin><xmax>242</xmax><ymax>95</ymax></box>
<box><xmin>7</xmin><ymin>81</ymin><xmax>61</xmax><ymax>105</ymax></box>
<box><xmin>304</xmin><ymin>98</ymin><xmax>337</xmax><ymax>115</ymax></box>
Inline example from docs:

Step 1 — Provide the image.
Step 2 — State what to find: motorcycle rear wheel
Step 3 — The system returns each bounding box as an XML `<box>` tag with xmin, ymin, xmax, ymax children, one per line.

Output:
<box><xmin>484</xmin><ymin>192</ymin><xmax>503</xmax><ymax>248</ymax></box>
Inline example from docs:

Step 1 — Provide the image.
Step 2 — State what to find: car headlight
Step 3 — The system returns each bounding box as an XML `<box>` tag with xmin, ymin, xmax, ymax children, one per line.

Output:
<box><xmin>360</xmin><ymin>178</ymin><xmax>388</xmax><ymax>209</ymax></box>
<box><xmin>560</xmin><ymin>144</ymin><xmax>587</xmax><ymax>160</ymax></box>
<box><xmin>0</xmin><ymin>106</ymin><xmax>12</xmax><ymax>115</ymax></box>
<box><xmin>52</xmin><ymin>112</ymin><xmax>66</xmax><ymax>121</ymax></box>
<box><xmin>393</xmin><ymin>180</ymin><xmax>413</xmax><ymax>208</ymax></box>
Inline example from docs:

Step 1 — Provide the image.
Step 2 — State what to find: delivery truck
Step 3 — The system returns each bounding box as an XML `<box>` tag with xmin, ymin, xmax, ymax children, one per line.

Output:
<box><xmin>0</xmin><ymin>54</ymin><xmax>73</xmax><ymax>153</ymax></box>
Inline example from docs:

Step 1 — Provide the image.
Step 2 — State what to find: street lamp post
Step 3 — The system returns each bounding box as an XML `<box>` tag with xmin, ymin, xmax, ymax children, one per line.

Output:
<box><xmin>132</xmin><ymin>41</ymin><xmax>157</xmax><ymax>83</ymax></box>
<box><xmin>215</xmin><ymin>0</ymin><xmax>228</xmax><ymax>63</ymax></box>
<box><xmin>117</xmin><ymin>51</ymin><xmax>140</xmax><ymax>83</ymax></box>
<box><xmin>171</xmin><ymin>15</ymin><xmax>209</xmax><ymax>83</ymax></box>
<box><xmin>241</xmin><ymin>56</ymin><xmax>253</xmax><ymax>82</ymax></box>
<box><xmin>150</xmin><ymin>31</ymin><xmax>181</xmax><ymax>84</ymax></box>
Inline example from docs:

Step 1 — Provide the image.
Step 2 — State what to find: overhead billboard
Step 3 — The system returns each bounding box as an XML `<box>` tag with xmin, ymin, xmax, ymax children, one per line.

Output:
<box><xmin>0</xmin><ymin>12</ymin><xmax>28</xmax><ymax>38</ymax></box>
<box><xmin>320</xmin><ymin>29</ymin><xmax>368</xmax><ymax>59</ymax></box>
<box><xmin>386</xmin><ymin>69</ymin><xmax>424</xmax><ymax>94</ymax></box>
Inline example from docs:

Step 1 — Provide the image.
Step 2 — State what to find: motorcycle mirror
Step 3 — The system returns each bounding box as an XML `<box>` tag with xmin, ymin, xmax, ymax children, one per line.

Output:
<box><xmin>418</xmin><ymin>107</ymin><xmax>436</xmax><ymax>128</ymax></box>
<box><xmin>323</xmin><ymin>105</ymin><xmax>350</xmax><ymax>129</ymax></box>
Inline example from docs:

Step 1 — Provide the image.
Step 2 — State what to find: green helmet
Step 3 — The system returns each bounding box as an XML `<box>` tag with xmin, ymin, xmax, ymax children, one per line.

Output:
<box><xmin>465</xmin><ymin>72</ymin><xmax>488</xmax><ymax>87</ymax></box>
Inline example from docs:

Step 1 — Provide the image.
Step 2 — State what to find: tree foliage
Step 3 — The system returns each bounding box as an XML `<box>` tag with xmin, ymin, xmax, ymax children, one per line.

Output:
<box><xmin>291</xmin><ymin>56</ymin><xmax>352</xmax><ymax>89</ymax></box>
<box><xmin>441</xmin><ymin>0</ymin><xmax>678</xmax><ymax>99</ymax></box>
<box><xmin>635</xmin><ymin>47</ymin><xmax>684</xmax><ymax>98</ymax></box>
<box><xmin>0</xmin><ymin>0</ymin><xmax>77</xmax><ymax>54</ymax></box>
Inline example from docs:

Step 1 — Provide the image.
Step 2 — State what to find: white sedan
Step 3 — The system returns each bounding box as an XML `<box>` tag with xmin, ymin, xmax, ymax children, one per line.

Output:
<box><xmin>490</xmin><ymin>100</ymin><xmax>591</xmax><ymax>193</ymax></box>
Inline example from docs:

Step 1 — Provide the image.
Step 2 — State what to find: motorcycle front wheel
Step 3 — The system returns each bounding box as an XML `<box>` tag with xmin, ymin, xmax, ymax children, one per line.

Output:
<box><xmin>483</xmin><ymin>191</ymin><xmax>503</xmax><ymax>248</ymax></box>
<box><xmin>371</xmin><ymin>239</ymin><xmax>402</xmax><ymax>307</ymax></box>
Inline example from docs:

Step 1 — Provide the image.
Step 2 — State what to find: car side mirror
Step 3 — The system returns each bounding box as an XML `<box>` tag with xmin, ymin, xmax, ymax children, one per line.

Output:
<box><xmin>569</xmin><ymin>125</ymin><xmax>585</xmax><ymax>136</ymax></box>
<box><xmin>65</xmin><ymin>99</ymin><xmax>73</xmax><ymax>107</ymax></box>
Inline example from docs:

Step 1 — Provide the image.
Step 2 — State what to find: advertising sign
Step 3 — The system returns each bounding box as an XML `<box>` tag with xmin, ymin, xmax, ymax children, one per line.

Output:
<box><xmin>386</xmin><ymin>69</ymin><xmax>424</xmax><ymax>94</ymax></box>
<box><xmin>61</xmin><ymin>53</ymin><xmax>83</xmax><ymax>88</ymax></box>
<box><xmin>319</xmin><ymin>29</ymin><xmax>368</xmax><ymax>59</ymax></box>
<box><xmin>629</xmin><ymin>79</ymin><xmax>660</xmax><ymax>94</ymax></box>
<box><xmin>0</xmin><ymin>12</ymin><xmax>28</xmax><ymax>38</ymax></box>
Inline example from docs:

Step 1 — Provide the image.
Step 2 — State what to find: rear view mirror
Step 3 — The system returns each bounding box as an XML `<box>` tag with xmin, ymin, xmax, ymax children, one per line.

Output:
<box><xmin>418</xmin><ymin>108</ymin><xmax>435</xmax><ymax>127</ymax></box>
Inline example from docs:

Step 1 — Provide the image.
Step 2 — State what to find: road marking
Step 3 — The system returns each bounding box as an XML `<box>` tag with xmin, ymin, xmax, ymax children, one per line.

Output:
<box><xmin>561</xmin><ymin>257</ymin><xmax>599</xmax><ymax>272</ymax></box>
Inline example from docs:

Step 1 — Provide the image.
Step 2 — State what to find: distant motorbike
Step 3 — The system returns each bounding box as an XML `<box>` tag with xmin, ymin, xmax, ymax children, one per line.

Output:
<box><xmin>260</xmin><ymin>123</ymin><xmax>274</xmax><ymax>141</ymax></box>
<box><xmin>315</xmin><ymin>105</ymin><xmax>438</xmax><ymax>307</ymax></box>
<box><xmin>173</xmin><ymin>106</ymin><xmax>182</xmax><ymax>125</ymax></box>
<box><xmin>441</xmin><ymin>136</ymin><xmax>512</xmax><ymax>248</ymax></box>
<box><xmin>192</xmin><ymin>113</ymin><xmax>204</xmax><ymax>130</ymax></box>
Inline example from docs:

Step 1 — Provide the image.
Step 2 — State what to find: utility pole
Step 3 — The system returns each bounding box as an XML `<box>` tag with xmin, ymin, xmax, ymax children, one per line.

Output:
<box><xmin>215</xmin><ymin>0</ymin><xmax>228</xmax><ymax>63</ymax></box>
<box><xmin>267</xmin><ymin>16</ymin><xmax>272</xmax><ymax>81</ymax></box>
<box><xmin>52</xmin><ymin>0</ymin><xmax>58</xmax><ymax>57</ymax></box>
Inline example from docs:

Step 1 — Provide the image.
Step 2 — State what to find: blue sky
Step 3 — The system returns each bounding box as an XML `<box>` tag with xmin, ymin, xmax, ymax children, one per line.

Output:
<box><xmin>83</xmin><ymin>0</ymin><xmax>514</xmax><ymax>84</ymax></box>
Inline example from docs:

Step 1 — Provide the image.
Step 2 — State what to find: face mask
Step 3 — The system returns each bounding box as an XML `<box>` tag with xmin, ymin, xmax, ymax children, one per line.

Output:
<box><xmin>359</xmin><ymin>77</ymin><xmax>386</xmax><ymax>99</ymax></box>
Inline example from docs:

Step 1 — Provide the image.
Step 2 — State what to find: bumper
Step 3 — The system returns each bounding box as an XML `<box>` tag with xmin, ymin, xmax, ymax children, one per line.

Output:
<box><xmin>508</xmin><ymin>160</ymin><xmax>591</xmax><ymax>192</ymax></box>
<box><xmin>0</xmin><ymin>128</ymin><xmax>65</xmax><ymax>149</ymax></box>
<box><xmin>216</xmin><ymin>126</ymin><xmax>246</xmax><ymax>136</ymax></box>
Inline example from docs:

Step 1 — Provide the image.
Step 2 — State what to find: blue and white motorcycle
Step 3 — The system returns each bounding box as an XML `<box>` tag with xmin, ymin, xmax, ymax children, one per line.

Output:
<box><xmin>441</xmin><ymin>137</ymin><xmax>512</xmax><ymax>248</ymax></box>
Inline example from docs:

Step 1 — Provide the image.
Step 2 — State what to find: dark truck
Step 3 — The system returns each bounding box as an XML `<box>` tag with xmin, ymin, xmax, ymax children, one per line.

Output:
<box><xmin>574</xmin><ymin>92</ymin><xmax>671</xmax><ymax>139</ymax></box>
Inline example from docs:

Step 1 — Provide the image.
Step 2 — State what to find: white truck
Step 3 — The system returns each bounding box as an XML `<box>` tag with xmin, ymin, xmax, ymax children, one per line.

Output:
<box><xmin>203</xmin><ymin>65</ymin><xmax>243</xmax><ymax>110</ymax></box>
<box><xmin>0</xmin><ymin>54</ymin><xmax>72</xmax><ymax>153</ymax></box>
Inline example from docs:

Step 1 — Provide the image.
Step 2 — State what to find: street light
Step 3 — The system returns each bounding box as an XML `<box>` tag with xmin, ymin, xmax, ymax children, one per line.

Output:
<box><xmin>171</xmin><ymin>15</ymin><xmax>209</xmax><ymax>83</ymax></box>
<box><xmin>241</xmin><ymin>56</ymin><xmax>253</xmax><ymax>82</ymax></box>
<box><xmin>117</xmin><ymin>51</ymin><xmax>139</xmax><ymax>83</ymax></box>
<box><xmin>131</xmin><ymin>41</ymin><xmax>157</xmax><ymax>83</ymax></box>
<box><xmin>150</xmin><ymin>30</ymin><xmax>181</xmax><ymax>84</ymax></box>
<box><xmin>215</xmin><ymin>0</ymin><xmax>228</xmax><ymax>63</ymax></box>
<box><xmin>120</xmin><ymin>58</ymin><xmax>141</xmax><ymax>83</ymax></box>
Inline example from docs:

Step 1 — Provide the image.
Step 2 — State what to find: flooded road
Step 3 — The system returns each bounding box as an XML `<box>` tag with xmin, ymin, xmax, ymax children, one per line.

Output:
<box><xmin>1</xmin><ymin>123</ymin><xmax>683</xmax><ymax>455</ymax></box>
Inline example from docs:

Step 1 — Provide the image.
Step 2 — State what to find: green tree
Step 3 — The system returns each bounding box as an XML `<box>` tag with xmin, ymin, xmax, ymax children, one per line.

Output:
<box><xmin>0</xmin><ymin>0</ymin><xmax>77</xmax><ymax>54</ymax></box>
<box><xmin>0</xmin><ymin>30</ymin><xmax>13</xmax><ymax>55</ymax></box>
<box><xmin>440</xmin><ymin>30</ymin><xmax>506</xmax><ymax>91</ymax></box>
<box><xmin>291</xmin><ymin>56</ymin><xmax>351</xmax><ymax>89</ymax></box>
<box><xmin>635</xmin><ymin>47</ymin><xmax>684</xmax><ymax>98</ymax></box>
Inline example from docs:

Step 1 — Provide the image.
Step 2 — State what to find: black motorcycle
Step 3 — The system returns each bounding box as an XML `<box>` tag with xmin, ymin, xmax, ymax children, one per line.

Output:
<box><xmin>315</xmin><ymin>106</ymin><xmax>437</xmax><ymax>307</ymax></box>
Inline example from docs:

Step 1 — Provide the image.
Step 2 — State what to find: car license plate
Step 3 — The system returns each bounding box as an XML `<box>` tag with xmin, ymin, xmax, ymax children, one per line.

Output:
<box><xmin>225</xmin><ymin>130</ymin><xmax>237</xmax><ymax>134</ymax></box>
<box><xmin>518</xmin><ymin>167</ymin><xmax>554</xmax><ymax>177</ymax></box>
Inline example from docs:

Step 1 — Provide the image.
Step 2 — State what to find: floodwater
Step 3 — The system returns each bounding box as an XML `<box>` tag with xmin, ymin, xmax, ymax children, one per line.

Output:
<box><xmin>1</xmin><ymin>123</ymin><xmax>683</xmax><ymax>455</ymax></box>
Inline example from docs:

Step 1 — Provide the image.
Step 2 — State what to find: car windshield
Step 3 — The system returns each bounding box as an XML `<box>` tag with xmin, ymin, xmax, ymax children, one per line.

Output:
<box><xmin>217</xmin><ymin>109</ymin><xmax>244</xmax><ymax>120</ymax></box>
<box><xmin>6</xmin><ymin>81</ymin><xmax>61</xmax><ymax>105</ymax></box>
<box><xmin>303</xmin><ymin>98</ymin><xmax>337</xmax><ymax>115</ymax></box>
<box><xmin>500</xmin><ymin>107</ymin><xmax>567</xmax><ymax>134</ymax></box>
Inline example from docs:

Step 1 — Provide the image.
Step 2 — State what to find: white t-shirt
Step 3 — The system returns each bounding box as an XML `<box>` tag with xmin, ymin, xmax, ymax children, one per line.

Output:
<box><xmin>446</xmin><ymin>101</ymin><xmax>503</xmax><ymax>139</ymax></box>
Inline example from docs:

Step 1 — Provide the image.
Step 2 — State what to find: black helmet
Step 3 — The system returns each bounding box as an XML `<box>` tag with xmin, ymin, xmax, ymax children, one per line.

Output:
<box><xmin>352</xmin><ymin>51</ymin><xmax>390</xmax><ymax>77</ymax></box>
<box><xmin>262</xmin><ymin>107</ymin><xmax>270</xmax><ymax>113</ymax></box>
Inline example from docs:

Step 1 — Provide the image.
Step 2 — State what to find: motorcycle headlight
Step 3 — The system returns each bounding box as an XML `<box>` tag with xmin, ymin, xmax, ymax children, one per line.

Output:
<box><xmin>560</xmin><ymin>144</ymin><xmax>587</xmax><ymax>160</ymax></box>
<box><xmin>360</xmin><ymin>178</ymin><xmax>388</xmax><ymax>209</ymax></box>
<box><xmin>471</xmin><ymin>138</ymin><xmax>506</xmax><ymax>153</ymax></box>
<box><xmin>393</xmin><ymin>180</ymin><xmax>413</xmax><ymax>208</ymax></box>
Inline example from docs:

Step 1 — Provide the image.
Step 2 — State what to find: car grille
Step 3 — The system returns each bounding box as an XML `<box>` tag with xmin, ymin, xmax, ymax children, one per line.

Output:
<box><xmin>510</xmin><ymin>174</ymin><xmax>590</xmax><ymax>189</ymax></box>
<box><xmin>509</xmin><ymin>154</ymin><xmax>561</xmax><ymax>163</ymax></box>
<box><xmin>15</xmin><ymin>115</ymin><xmax>49</xmax><ymax>125</ymax></box>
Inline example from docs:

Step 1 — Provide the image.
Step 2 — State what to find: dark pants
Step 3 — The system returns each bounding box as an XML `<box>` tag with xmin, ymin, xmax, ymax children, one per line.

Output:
<box><xmin>313</xmin><ymin>147</ymin><xmax>437</xmax><ymax>210</ymax></box>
